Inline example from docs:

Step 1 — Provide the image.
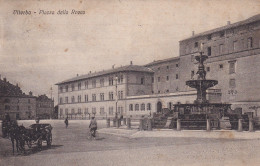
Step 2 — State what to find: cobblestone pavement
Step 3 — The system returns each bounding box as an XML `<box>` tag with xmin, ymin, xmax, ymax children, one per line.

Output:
<box><xmin>1</xmin><ymin>120</ymin><xmax>260</xmax><ymax>166</ymax></box>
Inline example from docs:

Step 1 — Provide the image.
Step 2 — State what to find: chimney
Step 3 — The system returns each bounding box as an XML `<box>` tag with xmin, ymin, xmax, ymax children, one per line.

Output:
<box><xmin>3</xmin><ymin>78</ymin><xmax>6</xmax><ymax>82</ymax></box>
<box><xmin>29</xmin><ymin>91</ymin><xmax>33</xmax><ymax>96</ymax></box>
<box><xmin>192</xmin><ymin>31</ymin><xmax>195</xmax><ymax>36</ymax></box>
<box><xmin>0</xmin><ymin>74</ymin><xmax>1</xmax><ymax>80</ymax></box>
<box><xmin>227</xmin><ymin>21</ymin><xmax>231</xmax><ymax>25</ymax></box>
<box><xmin>16</xmin><ymin>83</ymin><xmax>19</xmax><ymax>87</ymax></box>
<box><xmin>112</xmin><ymin>65</ymin><xmax>115</xmax><ymax>69</ymax></box>
<box><xmin>76</xmin><ymin>74</ymin><xmax>79</xmax><ymax>77</ymax></box>
<box><xmin>89</xmin><ymin>71</ymin><xmax>91</xmax><ymax>74</ymax></box>
<box><xmin>130</xmin><ymin>61</ymin><xmax>133</xmax><ymax>65</ymax></box>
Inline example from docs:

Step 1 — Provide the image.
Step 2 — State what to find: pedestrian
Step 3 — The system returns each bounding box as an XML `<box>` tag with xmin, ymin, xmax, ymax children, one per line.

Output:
<box><xmin>89</xmin><ymin>116</ymin><xmax>97</xmax><ymax>139</ymax></box>
<box><xmin>65</xmin><ymin>117</ymin><xmax>69</xmax><ymax>128</ymax></box>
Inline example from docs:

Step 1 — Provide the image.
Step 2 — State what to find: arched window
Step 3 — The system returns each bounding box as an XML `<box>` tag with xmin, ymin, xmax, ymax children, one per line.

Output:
<box><xmin>129</xmin><ymin>104</ymin><xmax>133</xmax><ymax>111</ymax></box>
<box><xmin>141</xmin><ymin>103</ymin><xmax>145</xmax><ymax>111</ymax></box>
<box><xmin>135</xmin><ymin>104</ymin><xmax>139</xmax><ymax>111</ymax></box>
<box><xmin>65</xmin><ymin>109</ymin><xmax>68</xmax><ymax>115</ymax></box>
<box><xmin>147</xmin><ymin>103</ymin><xmax>151</xmax><ymax>110</ymax></box>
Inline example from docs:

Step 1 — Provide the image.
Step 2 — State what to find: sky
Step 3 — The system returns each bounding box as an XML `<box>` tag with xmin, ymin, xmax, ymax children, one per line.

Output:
<box><xmin>0</xmin><ymin>0</ymin><xmax>260</xmax><ymax>105</ymax></box>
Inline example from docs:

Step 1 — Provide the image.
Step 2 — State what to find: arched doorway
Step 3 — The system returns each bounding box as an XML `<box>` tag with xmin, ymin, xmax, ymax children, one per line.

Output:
<box><xmin>157</xmin><ymin>101</ymin><xmax>162</xmax><ymax>113</ymax></box>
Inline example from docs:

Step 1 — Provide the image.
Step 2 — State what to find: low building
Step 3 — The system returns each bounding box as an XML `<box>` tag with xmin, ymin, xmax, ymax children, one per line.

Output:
<box><xmin>36</xmin><ymin>94</ymin><xmax>54</xmax><ymax>119</ymax></box>
<box><xmin>0</xmin><ymin>77</ymin><xmax>36</xmax><ymax>120</ymax></box>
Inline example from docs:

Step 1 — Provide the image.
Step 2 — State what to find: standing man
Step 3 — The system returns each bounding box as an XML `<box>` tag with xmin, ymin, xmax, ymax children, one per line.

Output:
<box><xmin>64</xmin><ymin>117</ymin><xmax>69</xmax><ymax>128</ymax></box>
<box><xmin>89</xmin><ymin>116</ymin><xmax>97</xmax><ymax>139</ymax></box>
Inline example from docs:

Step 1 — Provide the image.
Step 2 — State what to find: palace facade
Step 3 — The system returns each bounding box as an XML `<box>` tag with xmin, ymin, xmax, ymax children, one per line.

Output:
<box><xmin>56</xmin><ymin>14</ymin><xmax>260</xmax><ymax>119</ymax></box>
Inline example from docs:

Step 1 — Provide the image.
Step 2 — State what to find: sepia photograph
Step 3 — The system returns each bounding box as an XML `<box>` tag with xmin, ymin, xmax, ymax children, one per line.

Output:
<box><xmin>0</xmin><ymin>0</ymin><xmax>260</xmax><ymax>165</ymax></box>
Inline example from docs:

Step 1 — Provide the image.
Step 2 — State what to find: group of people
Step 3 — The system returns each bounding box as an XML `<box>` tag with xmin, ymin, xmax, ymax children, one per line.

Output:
<box><xmin>64</xmin><ymin>116</ymin><xmax>97</xmax><ymax>139</ymax></box>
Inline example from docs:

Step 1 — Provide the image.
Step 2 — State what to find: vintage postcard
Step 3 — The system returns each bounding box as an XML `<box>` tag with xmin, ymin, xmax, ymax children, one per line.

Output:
<box><xmin>0</xmin><ymin>0</ymin><xmax>260</xmax><ymax>165</ymax></box>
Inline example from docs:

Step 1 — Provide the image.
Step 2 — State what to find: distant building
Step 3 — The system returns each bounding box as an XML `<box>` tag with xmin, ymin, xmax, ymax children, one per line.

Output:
<box><xmin>56</xmin><ymin>14</ymin><xmax>260</xmax><ymax>119</ymax></box>
<box><xmin>36</xmin><ymin>94</ymin><xmax>54</xmax><ymax>119</ymax></box>
<box><xmin>0</xmin><ymin>77</ymin><xmax>36</xmax><ymax>120</ymax></box>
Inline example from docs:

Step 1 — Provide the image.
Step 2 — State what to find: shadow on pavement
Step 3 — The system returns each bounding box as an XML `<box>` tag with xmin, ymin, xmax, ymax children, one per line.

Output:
<box><xmin>23</xmin><ymin>145</ymin><xmax>63</xmax><ymax>156</ymax></box>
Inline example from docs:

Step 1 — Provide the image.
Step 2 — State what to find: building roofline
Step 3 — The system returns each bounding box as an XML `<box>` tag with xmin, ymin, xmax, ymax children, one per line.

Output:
<box><xmin>56</xmin><ymin>65</ymin><xmax>154</xmax><ymax>85</ymax></box>
<box><xmin>144</xmin><ymin>56</ymin><xmax>180</xmax><ymax>67</ymax></box>
<box><xmin>180</xmin><ymin>14</ymin><xmax>260</xmax><ymax>42</ymax></box>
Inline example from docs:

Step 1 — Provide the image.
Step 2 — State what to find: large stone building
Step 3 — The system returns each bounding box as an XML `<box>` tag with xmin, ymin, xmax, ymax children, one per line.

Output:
<box><xmin>0</xmin><ymin>77</ymin><xmax>36</xmax><ymax>120</ymax></box>
<box><xmin>56</xmin><ymin>14</ymin><xmax>260</xmax><ymax>119</ymax></box>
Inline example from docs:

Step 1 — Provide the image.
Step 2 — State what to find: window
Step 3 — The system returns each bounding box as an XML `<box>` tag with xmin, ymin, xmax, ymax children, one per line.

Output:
<box><xmin>152</xmin><ymin>77</ymin><xmax>154</xmax><ymax>83</ymax></box>
<box><xmin>92</xmin><ymin>94</ymin><xmax>96</xmax><ymax>101</ymax></box>
<box><xmin>109</xmin><ymin>77</ymin><xmax>113</xmax><ymax>86</ymax></box>
<box><xmin>59</xmin><ymin>86</ymin><xmax>63</xmax><ymax>93</ymax></box>
<box><xmin>158</xmin><ymin>77</ymin><xmax>160</xmax><ymax>82</ymax></box>
<box><xmin>92</xmin><ymin>80</ymin><xmax>96</xmax><ymax>88</ymax></box>
<box><xmin>194</xmin><ymin>42</ymin><xmax>198</xmax><ymax>48</ymax></box>
<box><xmin>71</xmin><ymin>109</ymin><xmax>75</xmax><ymax>114</ymax></box>
<box><xmin>135</xmin><ymin>104</ymin><xmax>139</xmax><ymax>111</ymax></box>
<box><xmin>129</xmin><ymin>104</ymin><xmax>133</xmax><ymax>111</ymax></box>
<box><xmin>166</xmin><ymin>76</ymin><xmax>169</xmax><ymax>81</ymax></box>
<box><xmin>78</xmin><ymin>108</ymin><xmax>82</xmax><ymax>114</ymax></box>
<box><xmin>100</xmin><ymin>93</ymin><xmax>104</xmax><ymax>101</ymax></box>
<box><xmin>85</xmin><ymin>95</ymin><xmax>88</xmax><ymax>102</ymax></box>
<box><xmin>59</xmin><ymin>97</ymin><xmax>63</xmax><ymax>104</ymax></box>
<box><xmin>85</xmin><ymin>81</ymin><xmax>88</xmax><ymax>89</ymax></box>
<box><xmin>206</xmin><ymin>67</ymin><xmax>210</xmax><ymax>72</ymax></box>
<box><xmin>100</xmin><ymin>78</ymin><xmax>104</xmax><ymax>87</ymax></box>
<box><xmin>65</xmin><ymin>85</ymin><xmax>68</xmax><ymax>92</ymax></box>
<box><xmin>158</xmin><ymin>90</ymin><xmax>160</xmax><ymax>93</ymax></box>
<box><xmin>78</xmin><ymin>95</ymin><xmax>81</xmax><ymax>102</ymax></box>
<box><xmin>176</xmin><ymin>74</ymin><xmax>179</xmax><ymax>79</ymax></box>
<box><xmin>28</xmin><ymin>106</ymin><xmax>31</xmax><ymax>110</ymax></box>
<box><xmin>65</xmin><ymin>109</ymin><xmax>68</xmax><ymax>115</ymax></box>
<box><xmin>247</xmin><ymin>37</ymin><xmax>253</xmax><ymax>48</ymax></box>
<box><xmin>147</xmin><ymin>103</ymin><xmax>151</xmax><ymax>110</ymax></box>
<box><xmin>118</xmin><ymin>91</ymin><xmax>123</xmax><ymax>99</ymax></box>
<box><xmin>167</xmin><ymin>66</ymin><xmax>169</xmax><ymax>70</ymax></box>
<box><xmin>219</xmin><ymin>44</ymin><xmax>224</xmax><ymax>54</ymax></box>
<box><xmin>60</xmin><ymin>109</ymin><xmax>63</xmax><ymax>116</ymax></box>
<box><xmin>191</xmin><ymin>70</ymin><xmax>195</xmax><ymax>79</ymax></box>
<box><xmin>207</xmin><ymin>47</ymin><xmax>211</xmax><ymax>56</ymax></box>
<box><xmin>71</xmin><ymin>96</ymin><xmax>75</xmax><ymax>103</ymax></box>
<box><xmin>4</xmin><ymin>98</ymin><xmax>10</xmax><ymax>103</ymax></box>
<box><xmin>78</xmin><ymin>82</ymin><xmax>81</xmax><ymax>90</ymax></box>
<box><xmin>158</xmin><ymin>67</ymin><xmax>160</xmax><ymax>71</ymax></box>
<box><xmin>219</xmin><ymin>64</ymin><xmax>223</xmax><ymax>69</ymax></box>
<box><xmin>141</xmin><ymin>77</ymin><xmax>145</xmax><ymax>84</ymax></box>
<box><xmin>229</xmin><ymin>79</ymin><xmax>236</xmax><ymax>88</ymax></box>
<box><xmin>84</xmin><ymin>108</ymin><xmax>89</xmax><ymax>115</ymax></box>
<box><xmin>109</xmin><ymin>107</ymin><xmax>114</xmax><ymax>115</ymax></box>
<box><xmin>207</xmin><ymin>34</ymin><xmax>212</xmax><ymax>40</ymax></box>
<box><xmin>176</xmin><ymin>63</ymin><xmax>179</xmax><ymax>67</ymax></box>
<box><xmin>120</xmin><ymin>75</ymin><xmax>123</xmax><ymax>83</ymax></box>
<box><xmin>100</xmin><ymin>107</ymin><xmax>105</xmax><ymax>115</ymax></box>
<box><xmin>28</xmin><ymin>99</ymin><xmax>30</xmax><ymax>103</ymax></box>
<box><xmin>17</xmin><ymin>106</ymin><xmax>19</xmax><ymax>111</ymax></box>
<box><xmin>65</xmin><ymin>97</ymin><xmax>68</xmax><ymax>103</ymax></box>
<box><xmin>166</xmin><ymin>89</ymin><xmax>169</xmax><ymax>93</ymax></box>
<box><xmin>109</xmin><ymin>92</ymin><xmax>113</xmax><ymax>100</ymax></box>
<box><xmin>229</xmin><ymin>61</ymin><xmax>236</xmax><ymax>74</ymax></box>
<box><xmin>233</xmin><ymin>41</ymin><xmax>238</xmax><ymax>51</ymax></box>
<box><xmin>92</xmin><ymin>107</ymin><xmax>96</xmax><ymax>114</ymax></box>
<box><xmin>141</xmin><ymin>103</ymin><xmax>145</xmax><ymax>111</ymax></box>
<box><xmin>5</xmin><ymin>105</ymin><xmax>10</xmax><ymax>110</ymax></box>
<box><xmin>71</xmin><ymin>84</ymin><xmax>75</xmax><ymax>91</ymax></box>
<box><xmin>168</xmin><ymin>102</ymin><xmax>172</xmax><ymax>110</ymax></box>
